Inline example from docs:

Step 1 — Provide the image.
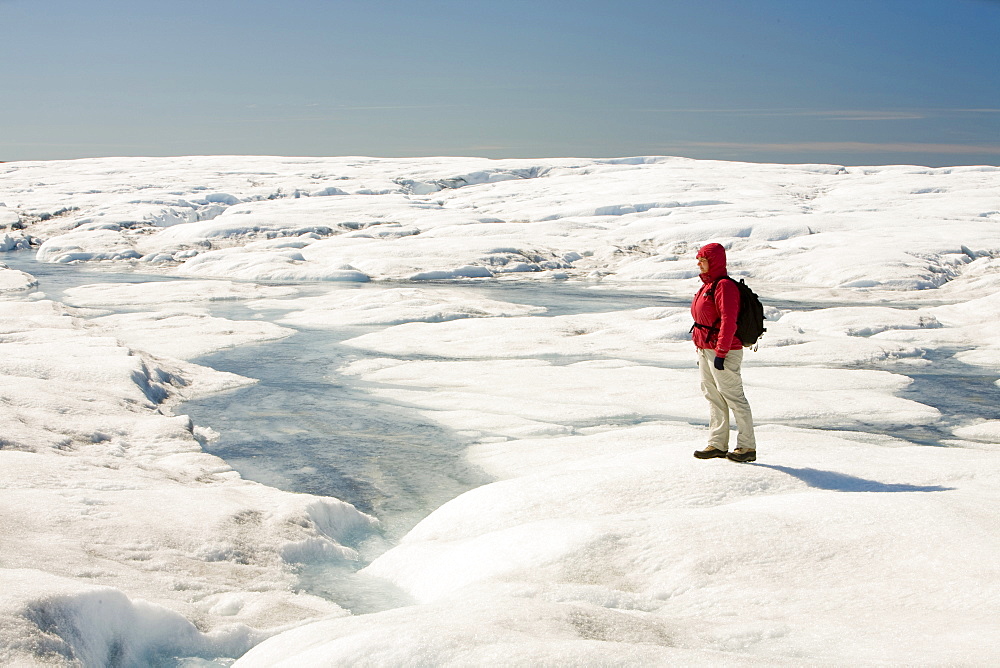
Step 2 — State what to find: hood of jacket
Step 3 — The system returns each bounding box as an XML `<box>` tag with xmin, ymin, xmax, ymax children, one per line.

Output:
<box><xmin>698</xmin><ymin>243</ymin><xmax>728</xmax><ymax>283</ymax></box>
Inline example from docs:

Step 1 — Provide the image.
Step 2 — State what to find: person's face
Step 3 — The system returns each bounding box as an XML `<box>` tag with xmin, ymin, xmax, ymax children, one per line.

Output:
<box><xmin>697</xmin><ymin>256</ymin><xmax>710</xmax><ymax>274</ymax></box>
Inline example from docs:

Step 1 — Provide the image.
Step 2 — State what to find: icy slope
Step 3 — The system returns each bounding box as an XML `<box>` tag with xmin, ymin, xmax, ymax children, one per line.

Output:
<box><xmin>1</xmin><ymin>154</ymin><xmax>999</xmax><ymax>665</ymax></box>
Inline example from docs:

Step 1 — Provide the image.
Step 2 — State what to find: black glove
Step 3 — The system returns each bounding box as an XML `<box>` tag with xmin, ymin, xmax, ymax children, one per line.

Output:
<box><xmin>714</xmin><ymin>356</ymin><xmax>725</xmax><ymax>371</ymax></box>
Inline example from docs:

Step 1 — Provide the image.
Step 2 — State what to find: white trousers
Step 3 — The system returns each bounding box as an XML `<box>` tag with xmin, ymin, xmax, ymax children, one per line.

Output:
<box><xmin>698</xmin><ymin>348</ymin><xmax>756</xmax><ymax>451</ymax></box>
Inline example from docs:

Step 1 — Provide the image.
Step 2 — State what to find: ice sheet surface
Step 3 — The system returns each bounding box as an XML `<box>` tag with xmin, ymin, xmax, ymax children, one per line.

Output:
<box><xmin>1</xmin><ymin>156</ymin><xmax>999</xmax><ymax>665</ymax></box>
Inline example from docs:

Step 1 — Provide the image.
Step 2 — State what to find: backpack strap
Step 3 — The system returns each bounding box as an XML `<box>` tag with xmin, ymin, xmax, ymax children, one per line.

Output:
<box><xmin>705</xmin><ymin>275</ymin><xmax>734</xmax><ymax>298</ymax></box>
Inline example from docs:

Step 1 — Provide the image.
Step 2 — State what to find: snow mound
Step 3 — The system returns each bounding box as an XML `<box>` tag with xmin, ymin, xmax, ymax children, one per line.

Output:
<box><xmin>952</xmin><ymin>420</ymin><xmax>1000</xmax><ymax>443</ymax></box>
<box><xmin>248</xmin><ymin>286</ymin><xmax>546</xmax><ymax>327</ymax></box>
<box><xmin>0</xmin><ymin>570</ymin><xmax>256</xmax><ymax>666</ymax></box>
<box><xmin>62</xmin><ymin>279</ymin><xmax>298</xmax><ymax>308</ymax></box>
<box><xmin>0</xmin><ymin>263</ymin><xmax>38</xmax><ymax>292</ymax></box>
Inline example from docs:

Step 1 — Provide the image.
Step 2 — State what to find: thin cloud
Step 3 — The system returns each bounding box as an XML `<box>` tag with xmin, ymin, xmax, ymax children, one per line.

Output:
<box><xmin>635</xmin><ymin>108</ymin><xmax>1000</xmax><ymax>121</ymax></box>
<box><xmin>803</xmin><ymin>111</ymin><xmax>926</xmax><ymax>121</ymax></box>
<box><xmin>814</xmin><ymin>108</ymin><xmax>1000</xmax><ymax>119</ymax></box>
<box><xmin>676</xmin><ymin>141</ymin><xmax>1000</xmax><ymax>155</ymax></box>
<box><xmin>635</xmin><ymin>108</ymin><xmax>924</xmax><ymax>121</ymax></box>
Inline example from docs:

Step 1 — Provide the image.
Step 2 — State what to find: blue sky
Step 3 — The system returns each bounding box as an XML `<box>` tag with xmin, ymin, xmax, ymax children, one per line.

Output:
<box><xmin>2</xmin><ymin>0</ymin><xmax>999</xmax><ymax>166</ymax></box>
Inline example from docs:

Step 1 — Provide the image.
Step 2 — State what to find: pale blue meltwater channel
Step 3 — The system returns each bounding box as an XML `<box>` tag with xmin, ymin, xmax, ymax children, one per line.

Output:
<box><xmin>3</xmin><ymin>252</ymin><xmax>691</xmax><ymax>614</ymax></box>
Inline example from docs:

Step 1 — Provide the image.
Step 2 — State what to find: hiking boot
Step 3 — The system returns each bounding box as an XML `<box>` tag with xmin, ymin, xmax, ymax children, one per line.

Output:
<box><xmin>726</xmin><ymin>448</ymin><xmax>756</xmax><ymax>463</ymax></box>
<box><xmin>694</xmin><ymin>446</ymin><xmax>728</xmax><ymax>459</ymax></box>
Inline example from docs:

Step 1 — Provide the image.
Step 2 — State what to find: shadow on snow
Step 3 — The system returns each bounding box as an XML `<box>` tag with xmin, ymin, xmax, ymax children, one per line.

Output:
<box><xmin>754</xmin><ymin>464</ymin><xmax>954</xmax><ymax>493</ymax></box>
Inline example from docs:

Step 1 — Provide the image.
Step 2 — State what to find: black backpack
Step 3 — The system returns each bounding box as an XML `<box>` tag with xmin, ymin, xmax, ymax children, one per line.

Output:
<box><xmin>705</xmin><ymin>276</ymin><xmax>767</xmax><ymax>349</ymax></box>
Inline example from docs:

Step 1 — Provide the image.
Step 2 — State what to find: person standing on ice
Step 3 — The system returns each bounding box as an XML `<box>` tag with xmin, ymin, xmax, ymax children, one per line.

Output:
<box><xmin>690</xmin><ymin>242</ymin><xmax>757</xmax><ymax>463</ymax></box>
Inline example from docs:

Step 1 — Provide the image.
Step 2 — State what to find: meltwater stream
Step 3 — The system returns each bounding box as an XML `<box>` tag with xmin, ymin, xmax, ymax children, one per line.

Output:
<box><xmin>4</xmin><ymin>253</ymin><xmax>696</xmax><ymax>613</ymax></box>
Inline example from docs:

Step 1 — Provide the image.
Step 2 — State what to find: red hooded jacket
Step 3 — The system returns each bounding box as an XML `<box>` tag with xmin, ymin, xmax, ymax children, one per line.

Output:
<box><xmin>691</xmin><ymin>243</ymin><xmax>743</xmax><ymax>357</ymax></box>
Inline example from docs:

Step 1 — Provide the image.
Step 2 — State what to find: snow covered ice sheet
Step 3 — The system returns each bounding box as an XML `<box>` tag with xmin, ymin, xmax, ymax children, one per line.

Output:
<box><xmin>1</xmin><ymin>155</ymin><xmax>999</xmax><ymax>665</ymax></box>
<box><xmin>0</xmin><ymin>262</ymin><xmax>38</xmax><ymax>293</ymax></box>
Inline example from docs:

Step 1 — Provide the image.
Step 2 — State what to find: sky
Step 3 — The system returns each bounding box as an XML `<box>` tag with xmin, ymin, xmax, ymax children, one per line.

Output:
<box><xmin>2</xmin><ymin>0</ymin><xmax>999</xmax><ymax>167</ymax></box>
